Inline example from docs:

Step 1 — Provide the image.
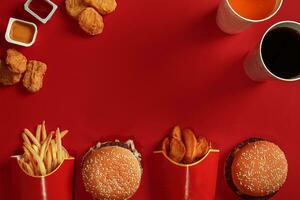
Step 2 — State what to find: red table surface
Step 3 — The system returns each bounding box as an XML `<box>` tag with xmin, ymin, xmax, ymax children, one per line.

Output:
<box><xmin>0</xmin><ymin>0</ymin><xmax>299</xmax><ymax>199</ymax></box>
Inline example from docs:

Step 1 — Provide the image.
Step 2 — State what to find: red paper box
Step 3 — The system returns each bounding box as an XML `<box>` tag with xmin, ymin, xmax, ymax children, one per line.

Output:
<box><xmin>152</xmin><ymin>149</ymin><xmax>220</xmax><ymax>200</ymax></box>
<box><xmin>10</xmin><ymin>156</ymin><xmax>75</xmax><ymax>200</ymax></box>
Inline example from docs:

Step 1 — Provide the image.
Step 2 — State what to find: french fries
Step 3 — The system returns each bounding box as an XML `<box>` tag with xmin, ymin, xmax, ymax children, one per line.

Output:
<box><xmin>42</xmin><ymin>120</ymin><xmax>47</xmax><ymax>142</ymax></box>
<box><xmin>18</xmin><ymin>121</ymin><xmax>71</xmax><ymax>176</ymax></box>
<box><xmin>161</xmin><ymin>126</ymin><xmax>210</xmax><ymax>164</ymax></box>
<box><xmin>36</xmin><ymin>124</ymin><xmax>42</xmax><ymax>143</ymax></box>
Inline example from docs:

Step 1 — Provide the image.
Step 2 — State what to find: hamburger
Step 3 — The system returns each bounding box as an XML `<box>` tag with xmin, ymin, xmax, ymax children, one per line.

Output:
<box><xmin>82</xmin><ymin>139</ymin><xmax>142</xmax><ymax>200</ymax></box>
<box><xmin>225</xmin><ymin>138</ymin><xmax>288</xmax><ymax>199</ymax></box>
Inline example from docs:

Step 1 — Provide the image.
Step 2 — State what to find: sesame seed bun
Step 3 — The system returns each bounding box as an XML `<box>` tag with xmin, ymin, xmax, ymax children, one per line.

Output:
<box><xmin>82</xmin><ymin>140</ymin><xmax>142</xmax><ymax>200</ymax></box>
<box><xmin>225</xmin><ymin>138</ymin><xmax>288</xmax><ymax>199</ymax></box>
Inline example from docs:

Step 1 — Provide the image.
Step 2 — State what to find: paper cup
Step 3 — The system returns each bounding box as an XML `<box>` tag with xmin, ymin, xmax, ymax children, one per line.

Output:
<box><xmin>216</xmin><ymin>0</ymin><xmax>283</xmax><ymax>34</ymax></box>
<box><xmin>10</xmin><ymin>156</ymin><xmax>75</xmax><ymax>200</ymax></box>
<box><xmin>152</xmin><ymin>149</ymin><xmax>220</xmax><ymax>200</ymax></box>
<box><xmin>244</xmin><ymin>21</ymin><xmax>300</xmax><ymax>81</ymax></box>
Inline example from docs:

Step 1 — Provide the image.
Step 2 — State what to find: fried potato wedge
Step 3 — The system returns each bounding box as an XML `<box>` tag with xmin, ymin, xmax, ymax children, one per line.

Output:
<box><xmin>161</xmin><ymin>137</ymin><xmax>170</xmax><ymax>155</ymax></box>
<box><xmin>195</xmin><ymin>136</ymin><xmax>209</xmax><ymax>160</ymax></box>
<box><xmin>171</xmin><ymin>126</ymin><xmax>182</xmax><ymax>141</ymax></box>
<box><xmin>169</xmin><ymin>138</ymin><xmax>186</xmax><ymax>163</ymax></box>
<box><xmin>182</xmin><ymin>129</ymin><xmax>197</xmax><ymax>164</ymax></box>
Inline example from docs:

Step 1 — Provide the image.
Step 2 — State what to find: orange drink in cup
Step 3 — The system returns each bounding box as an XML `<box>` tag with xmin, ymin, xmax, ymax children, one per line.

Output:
<box><xmin>216</xmin><ymin>0</ymin><xmax>283</xmax><ymax>34</ymax></box>
<box><xmin>228</xmin><ymin>0</ymin><xmax>278</xmax><ymax>20</ymax></box>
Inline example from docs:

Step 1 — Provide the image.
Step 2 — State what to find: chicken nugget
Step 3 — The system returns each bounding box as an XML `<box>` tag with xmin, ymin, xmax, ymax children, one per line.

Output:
<box><xmin>0</xmin><ymin>60</ymin><xmax>22</xmax><ymax>85</ymax></box>
<box><xmin>182</xmin><ymin>129</ymin><xmax>197</xmax><ymax>164</ymax></box>
<box><xmin>78</xmin><ymin>7</ymin><xmax>104</xmax><ymax>35</ymax></box>
<box><xmin>65</xmin><ymin>0</ymin><xmax>87</xmax><ymax>19</ymax></box>
<box><xmin>84</xmin><ymin>0</ymin><xmax>117</xmax><ymax>15</ymax></box>
<box><xmin>169</xmin><ymin>138</ymin><xmax>186</xmax><ymax>163</ymax></box>
<box><xmin>23</xmin><ymin>60</ymin><xmax>47</xmax><ymax>93</ymax></box>
<box><xmin>6</xmin><ymin>49</ymin><xmax>27</xmax><ymax>74</ymax></box>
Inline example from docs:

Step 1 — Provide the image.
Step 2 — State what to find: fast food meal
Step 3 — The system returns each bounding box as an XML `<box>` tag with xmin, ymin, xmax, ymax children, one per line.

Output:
<box><xmin>160</xmin><ymin>126</ymin><xmax>210</xmax><ymax>164</ymax></box>
<box><xmin>78</xmin><ymin>7</ymin><xmax>104</xmax><ymax>35</ymax></box>
<box><xmin>23</xmin><ymin>60</ymin><xmax>47</xmax><ymax>93</ymax></box>
<box><xmin>0</xmin><ymin>49</ymin><xmax>47</xmax><ymax>93</ymax></box>
<box><xmin>84</xmin><ymin>0</ymin><xmax>117</xmax><ymax>15</ymax></box>
<box><xmin>18</xmin><ymin>121</ymin><xmax>71</xmax><ymax>176</ymax></box>
<box><xmin>65</xmin><ymin>0</ymin><xmax>117</xmax><ymax>35</ymax></box>
<box><xmin>225</xmin><ymin>138</ymin><xmax>288</xmax><ymax>199</ymax></box>
<box><xmin>82</xmin><ymin>140</ymin><xmax>142</xmax><ymax>200</ymax></box>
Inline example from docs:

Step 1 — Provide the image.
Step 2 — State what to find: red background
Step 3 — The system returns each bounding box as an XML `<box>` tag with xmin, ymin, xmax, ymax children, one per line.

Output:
<box><xmin>0</xmin><ymin>0</ymin><xmax>299</xmax><ymax>199</ymax></box>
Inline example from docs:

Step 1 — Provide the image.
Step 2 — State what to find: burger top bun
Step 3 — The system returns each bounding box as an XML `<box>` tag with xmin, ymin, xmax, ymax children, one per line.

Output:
<box><xmin>231</xmin><ymin>140</ymin><xmax>288</xmax><ymax>197</ymax></box>
<box><xmin>82</xmin><ymin>145</ymin><xmax>142</xmax><ymax>200</ymax></box>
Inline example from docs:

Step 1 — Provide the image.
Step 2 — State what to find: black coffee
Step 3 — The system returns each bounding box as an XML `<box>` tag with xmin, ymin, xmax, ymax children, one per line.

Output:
<box><xmin>261</xmin><ymin>27</ymin><xmax>300</xmax><ymax>79</ymax></box>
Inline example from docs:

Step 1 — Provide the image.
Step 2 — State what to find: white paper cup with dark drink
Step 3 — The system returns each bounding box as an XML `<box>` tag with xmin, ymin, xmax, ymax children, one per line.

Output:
<box><xmin>216</xmin><ymin>0</ymin><xmax>283</xmax><ymax>34</ymax></box>
<box><xmin>244</xmin><ymin>21</ymin><xmax>300</xmax><ymax>81</ymax></box>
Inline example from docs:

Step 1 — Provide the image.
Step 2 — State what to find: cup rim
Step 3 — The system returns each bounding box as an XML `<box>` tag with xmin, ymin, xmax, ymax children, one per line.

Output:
<box><xmin>153</xmin><ymin>148</ymin><xmax>220</xmax><ymax>167</ymax></box>
<box><xmin>258</xmin><ymin>20</ymin><xmax>300</xmax><ymax>82</ymax></box>
<box><xmin>225</xmin><ymin>0</ymin><xmax>284</xmax><ymax>23</ymax></box>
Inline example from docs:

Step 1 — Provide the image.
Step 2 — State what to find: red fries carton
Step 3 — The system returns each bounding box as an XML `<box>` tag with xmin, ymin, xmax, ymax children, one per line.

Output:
<box><xmin>10</xmin><ymin>156</ymin><xmax>75</xmax><ymax>200</ymax></box>
<box><xmin>152</xmin><ymin>149</ymin><xmax>219</xmax><ymax>200</ymax></box>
